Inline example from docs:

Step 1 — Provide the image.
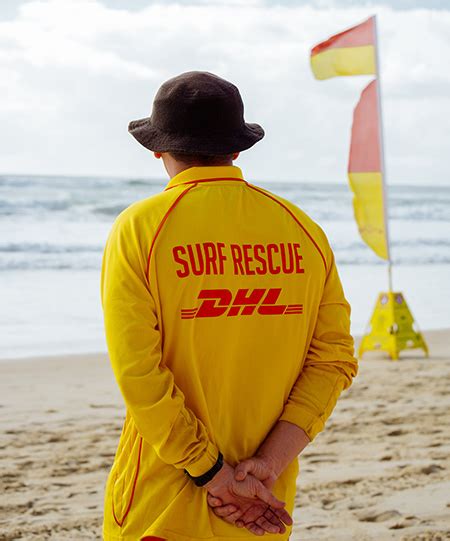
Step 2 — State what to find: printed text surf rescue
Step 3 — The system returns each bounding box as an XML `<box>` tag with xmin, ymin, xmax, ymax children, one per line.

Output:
<box><xmin>172</xmin><ymin>242</ymin><xmax>305</xmax><ymax>277</ymax></box>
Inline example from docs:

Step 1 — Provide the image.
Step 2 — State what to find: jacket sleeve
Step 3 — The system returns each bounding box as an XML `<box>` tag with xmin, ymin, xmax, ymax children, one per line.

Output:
<box><xmin>101</xmin><ymin>212</ymin><xmax>219</xmax><ymax>477</ymax></box>
<box><xmin>279</xmin><ymin>248</ymin><xmax>358</xmax><ymax>441</ymax></box>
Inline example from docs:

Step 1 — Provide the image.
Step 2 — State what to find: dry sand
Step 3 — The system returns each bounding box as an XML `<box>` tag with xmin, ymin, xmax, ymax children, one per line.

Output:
<box><xmin>0</xmin><ymin>330</ymin><xmax>449</xmax><ymax>541</ymax></box>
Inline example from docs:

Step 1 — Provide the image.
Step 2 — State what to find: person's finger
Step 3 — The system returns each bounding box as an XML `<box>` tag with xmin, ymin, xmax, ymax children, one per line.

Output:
<box><xmin>240</xmin><ymin>503</ymin><xmax>285</xmax><ymax>533</ymax></box>
<box><xmin>234</xmin><ymin>459</ymin><xmax>254</xmax><ymax>481</ymax></box>
<box><xmin>206</xmin><ymin>494</ymin><xmax>224</xmax><ymax>508</ymax></box>
<box><xmin>239</xmin><ymin>505</ymin><xmax>284</xmax><ymax>532</ymax></box>
<box><xmin>218</xmin><ymin>508</ymin><xmax>245</xmax><ymax>524</ymax></box>
<box><xmin>210</xmin><ymin>504</ymin><xmax>240</xmax><ymax>518</ymax></box>
<box><xmin>272</xmin><ymin>505</ymin><xmax>293</xmax><ymax>526</ymax></box>
<box><xmin>255</xmin><ymin>515</ymin><xmax>280</xmax><ymax>534</ymax></box>
<box><xmin>233</xmin><ymin>475</ymin><xmax>285</xmax><ymax>510</ymax></box>
<box><xmin>235</xmin><ymin>519</ymin><xmax>245</xmax><ymax>528</ymax></box>
<box><xmin>245</xmin><ymin>522</ymin><xmax>265</xmax><ymax>536</ymax></box>
<box><xmin>264</xmin><ymin>508</ymin><xmax>286</xmax><ymax>533</ymax></box>
<box><xmin>237</xmin><ymin>504</ymin><xmax>267</xmax><ymax>525</ymax></box>
<box><xmin>254</xmin><ymin>480</ymin><xmax>285</xmax><ymax>509</ymax></box>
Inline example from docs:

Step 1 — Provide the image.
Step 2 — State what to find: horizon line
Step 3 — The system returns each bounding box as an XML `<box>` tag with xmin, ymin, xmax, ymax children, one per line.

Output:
<box><xmin>1</xmin><ymin>171</ymin><xmax>449</xmax><ymax>189</ymax></box>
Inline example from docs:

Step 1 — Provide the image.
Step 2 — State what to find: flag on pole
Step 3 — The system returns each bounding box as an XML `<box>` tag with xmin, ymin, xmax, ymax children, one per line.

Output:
<box><xmin>310</xmin><ymin>17</ymin><xmax>376</xmax><ymax>80</ymax></box>
<box><xmin>348</xmin><ymin>80</ymin><xmax>388</xmax><ymax>260</ymax></box>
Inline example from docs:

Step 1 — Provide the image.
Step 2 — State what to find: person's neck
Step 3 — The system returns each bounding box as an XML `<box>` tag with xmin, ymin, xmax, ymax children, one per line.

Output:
<box><xmin>171</xmin><ymin>162</ymin><xmax>233</xmax><ymax>178</ymax></box>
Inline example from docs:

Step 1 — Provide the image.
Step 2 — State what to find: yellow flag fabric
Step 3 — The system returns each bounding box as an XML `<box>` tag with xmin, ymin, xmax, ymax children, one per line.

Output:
<box><xmin>348</xmin><ymin>80</ymin><xmax>389</xmax><ymax>260</ymax></box>
<box><xmin>348</xmin><ymin>172</ymin><xmax>388</xmax><ymax>259</ymax></box>
<box><xmin>310</xmin><ymin>17</ymin><xmax>376</xmax><ymax>80</ymax></box>
<box><xmin>311</xmin><ymin>45</ymin><xmax>375</xmax><ymax>80</ymax></box>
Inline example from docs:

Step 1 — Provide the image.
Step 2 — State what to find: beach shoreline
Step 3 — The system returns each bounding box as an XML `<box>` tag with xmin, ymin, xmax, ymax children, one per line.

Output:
<box><xmin>1</xmin><ymin>329</ymin><xmax>449</xmax><ymax>540</ymax></box>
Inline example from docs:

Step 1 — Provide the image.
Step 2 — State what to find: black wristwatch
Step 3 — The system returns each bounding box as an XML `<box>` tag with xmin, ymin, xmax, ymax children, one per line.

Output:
<box><xmin>185</xmin><ymin>451</ymin><xmax>224</xmax><ymax>487</ymax></box>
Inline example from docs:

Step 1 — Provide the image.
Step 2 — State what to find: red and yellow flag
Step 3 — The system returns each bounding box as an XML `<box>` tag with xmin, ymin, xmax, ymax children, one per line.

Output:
<box><xmin>348</xmin><ymin>80</ymin><xmax>388</xmax><ymax>260</ymax></box>
<box><xmin>311</xmin><ymin>17</ymin><xmax>376</xmax><ymax>80</ymax></box>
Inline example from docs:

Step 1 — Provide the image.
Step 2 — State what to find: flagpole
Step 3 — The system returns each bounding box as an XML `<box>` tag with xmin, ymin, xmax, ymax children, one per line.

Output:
<box><xmin>373</xmin><ymin>15</ymin><xmax>393</xmax><ymax>292</ymax></box>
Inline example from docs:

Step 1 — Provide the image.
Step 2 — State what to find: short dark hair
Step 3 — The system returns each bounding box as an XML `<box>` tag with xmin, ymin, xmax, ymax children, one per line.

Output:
<box><xmin>169</xmin><ymin>152</ymin><xmax>234</xmax><ymax>166</ymax></box>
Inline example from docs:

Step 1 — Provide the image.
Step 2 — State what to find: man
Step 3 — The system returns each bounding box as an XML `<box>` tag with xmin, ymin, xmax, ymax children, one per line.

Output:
<box><xmin>101</xmin><ymin>71</ymin><xmax>357</xmax><ymax>541</ymax></box>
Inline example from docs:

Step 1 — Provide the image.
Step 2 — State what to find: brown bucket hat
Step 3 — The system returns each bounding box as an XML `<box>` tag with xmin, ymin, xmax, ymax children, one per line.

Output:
<box><xmin>128</xmin><ymin>71</ymin><xmax>264</xmax><ymax>155</ymax></box>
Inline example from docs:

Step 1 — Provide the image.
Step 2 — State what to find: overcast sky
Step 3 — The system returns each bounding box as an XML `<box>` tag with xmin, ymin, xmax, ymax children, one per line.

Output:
<box><xmin>1</xmin><ymin>0</ymin><xmax>449</xmax><ymax>184</ymax></box>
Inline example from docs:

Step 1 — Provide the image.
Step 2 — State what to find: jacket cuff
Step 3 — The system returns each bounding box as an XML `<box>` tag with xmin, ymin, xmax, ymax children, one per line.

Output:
<box><xmin>184</xmin><ymin>440</ymin><xmax>220</xmax><ymax>478</ymax></box>
<box><xmin>279</xmin><ymin>405</ymin><xmax>325</xmax><ymax>442</ymax></box>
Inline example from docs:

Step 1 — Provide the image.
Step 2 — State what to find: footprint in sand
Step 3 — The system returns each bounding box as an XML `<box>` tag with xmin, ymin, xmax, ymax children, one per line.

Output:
<box><xmin>423</xmin><ymin>429</ymin><xmax>443</xmax><ymax>435</ymax></box>
<box><xmin>430</xmin><ymin>453</ymin><xmax>447</xmax><ymax>461</ymax></box>
<box><xmin>321</xmin><ymin>499</ymin><xmax>335</xmax><ymax>510</ymax></box>
<box><xmin>31</xmin><ymin>506</ymin><xmax>58</xmax><ymax>516</ymax></box>
<box><xmin>382</xmin><ymin>417</ymin><xmax>404</xmax><ymax>426</ymax></box>
<box><xmin>389</xmin><ymin>516</ymin><xmax>419</xmax><ymax>530</ymax></box>
<box><xmin>309</xmin><ymin>458</ymin><xmax>337</xmax><ymax>464</ymax></box>
<box><xmin>47</xmin><ymin>434</ymin><xmax>67</xmax><ymax>443</ymax></box>
<box><xmin>428</xmin><ymin>442</ymin><xmax>442</xmax><ymax>448</ymax></box>
<box><xmin>89</xmin><ymin>403</ymin><xmax>114</xmax><ymax>409</ymax></box>
<box><xmin>421</xmin><ymin>464</ymin><xmax>444</xmax><ymax>475</ymax></box>
<box><xmin>358</xmin><ymin>510</ymin><xmax>402</xmax><ymax>523</ymax></box>
<box><xmin>348</xmin><ymin>502</ymin><xmax>364</xmax><ymax>510</ymax></box>
<box><xmin>387</xmin><ymin>429</ymin><xmax>407</xmax><ymax>437</ymax></box>
<box><xmin>341</xmin><ymin>478</ymin><xmax>362</xmax><ymax>486</ymax></box>
<box><xmin>18</xmin><ymin>460</ymin><xmax>34</xmax><ymax>467</ymax></box>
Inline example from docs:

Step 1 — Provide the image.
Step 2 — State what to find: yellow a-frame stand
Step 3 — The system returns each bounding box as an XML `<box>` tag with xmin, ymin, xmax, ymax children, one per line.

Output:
<box><xmin>359</xmin><ymin>291</ymin><xmax>429</xmax><ymax>360</ymax></box>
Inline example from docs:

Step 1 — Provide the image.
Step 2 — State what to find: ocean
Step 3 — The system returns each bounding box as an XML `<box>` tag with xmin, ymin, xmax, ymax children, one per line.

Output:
<box><xmin>1</xmin><ymin>174</ymin><xmax>449</xmax><ymax>359</ymax></box>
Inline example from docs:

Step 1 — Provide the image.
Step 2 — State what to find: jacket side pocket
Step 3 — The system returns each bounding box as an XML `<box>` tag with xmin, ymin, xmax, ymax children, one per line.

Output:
<box><xmin>111</xmin><ymin>417</ymin><xmax>143</xmax><ymax>527</ymax></box>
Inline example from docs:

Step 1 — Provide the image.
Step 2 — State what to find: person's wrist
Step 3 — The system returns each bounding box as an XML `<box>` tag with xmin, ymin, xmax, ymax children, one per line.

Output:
<box><xmin>205</xmin><ymin>461</ymin><xmax>232</xmax><ymax>492</ymax></box>
<box><xmin>256</xmin><ymin>451</ymin><xmax>282</xmax><ymax>479</ymax></box>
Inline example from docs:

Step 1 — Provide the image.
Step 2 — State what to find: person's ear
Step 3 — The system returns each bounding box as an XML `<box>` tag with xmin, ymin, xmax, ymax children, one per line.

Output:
<box><xmin>232</xmin><ymin>152</ymin><xmax>239</xmax><ymax>160</ymax></box>
<box><xmin>154</xmin><ymin>152</ymin><xmax>162</xmax><ymax>159</ymax></box>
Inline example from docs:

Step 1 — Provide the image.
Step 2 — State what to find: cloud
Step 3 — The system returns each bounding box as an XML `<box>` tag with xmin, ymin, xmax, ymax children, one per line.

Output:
<box><xmin>0</xmin><ymin>1</ymin><xmax>157</xmax><ymax>78</ymax></box>
<box><xmin>0</xmin><ymin>0</ymin><xmax>449</xmax><ymax>185</ymax></box>
<box><xmin>99</xmin><ymin>0</ymin><xmax>450</xmax><ymax>10</ymax></box>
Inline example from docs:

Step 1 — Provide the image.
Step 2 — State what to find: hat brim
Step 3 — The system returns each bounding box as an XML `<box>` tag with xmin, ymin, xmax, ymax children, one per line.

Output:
<box><xmin>128</xmin><ymin>117</ymin><xmax>264</xmax><ymax>156</ymax></box>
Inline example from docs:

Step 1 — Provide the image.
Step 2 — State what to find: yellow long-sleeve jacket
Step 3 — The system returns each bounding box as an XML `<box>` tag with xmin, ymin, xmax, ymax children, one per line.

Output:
<box><xmin>101</xmin><ymin>165</ymin><xmax>357</xmax><ymax>541</ymax></box>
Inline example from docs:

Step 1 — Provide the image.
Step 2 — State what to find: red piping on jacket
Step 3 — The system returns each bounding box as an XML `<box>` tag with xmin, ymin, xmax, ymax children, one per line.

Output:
<box><xmin>247</xmin><ymin>184</ymin><xmax>328</xmax><ymax>273</ymax></box>
<box><xmin>164</xmin><ymin>177</ymin><xmax>246</xmax><ymax>191</ymax></box>
<box><xmin>146</xmin><ymin>184</ymin><xmax>196</xmax><ymax>281</ymax></box>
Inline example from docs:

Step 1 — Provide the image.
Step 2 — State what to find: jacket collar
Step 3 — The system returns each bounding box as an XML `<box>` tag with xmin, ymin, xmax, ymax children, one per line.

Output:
<box><xmin>165</xmin><ymin>165</ymin><xmax>245</xmax><ymax>190</ymax></box>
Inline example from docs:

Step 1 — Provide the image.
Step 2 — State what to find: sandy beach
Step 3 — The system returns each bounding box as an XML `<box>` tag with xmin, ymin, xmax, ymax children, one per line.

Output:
<box><xmin>0</xmin><ymin>330</ymin><xmax>449</xmax><ymax>541</ymax></box>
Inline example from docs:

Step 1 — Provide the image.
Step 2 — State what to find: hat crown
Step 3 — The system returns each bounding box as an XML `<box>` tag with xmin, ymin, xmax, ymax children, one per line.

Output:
<box><xmin>151</xmin><ymin>71</ymin><xmax>244</xmax><ymax>136</ymax></box>
<box><xmin>128</xmin><ymin>70</ymin><xmax>264</xmax><ymax>155</ymax></box>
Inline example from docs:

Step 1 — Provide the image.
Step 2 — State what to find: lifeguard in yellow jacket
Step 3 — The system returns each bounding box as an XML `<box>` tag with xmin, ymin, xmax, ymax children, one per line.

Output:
<box><xmin>101</xmin><ymin>71</ymin><xmax>358</xmax><ymax>541</ymax></box>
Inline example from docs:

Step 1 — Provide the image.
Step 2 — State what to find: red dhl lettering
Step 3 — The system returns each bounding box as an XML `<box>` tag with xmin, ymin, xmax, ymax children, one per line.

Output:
<box><xmin>180</xmin><ymin>288</ymin><xmax>303</xmax><ymax>319</ymax></box>
<box><xmin>173</xmin><ymin>242</ymin><xmax>305</xmax><ymax>277</ymax></box>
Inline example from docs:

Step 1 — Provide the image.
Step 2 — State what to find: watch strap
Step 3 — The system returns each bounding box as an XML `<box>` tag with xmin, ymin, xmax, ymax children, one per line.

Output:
<box><xmin>185</xmin><ymin>451</ymin><xmax>224</xmax><ymax>487</ymax></box>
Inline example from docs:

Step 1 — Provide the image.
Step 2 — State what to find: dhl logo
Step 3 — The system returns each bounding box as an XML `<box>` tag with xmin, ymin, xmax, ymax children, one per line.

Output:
<box><xmin>181</xmin><ymin>288</ymin><xmax>303</xmax><ymax>319</ymax></box>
